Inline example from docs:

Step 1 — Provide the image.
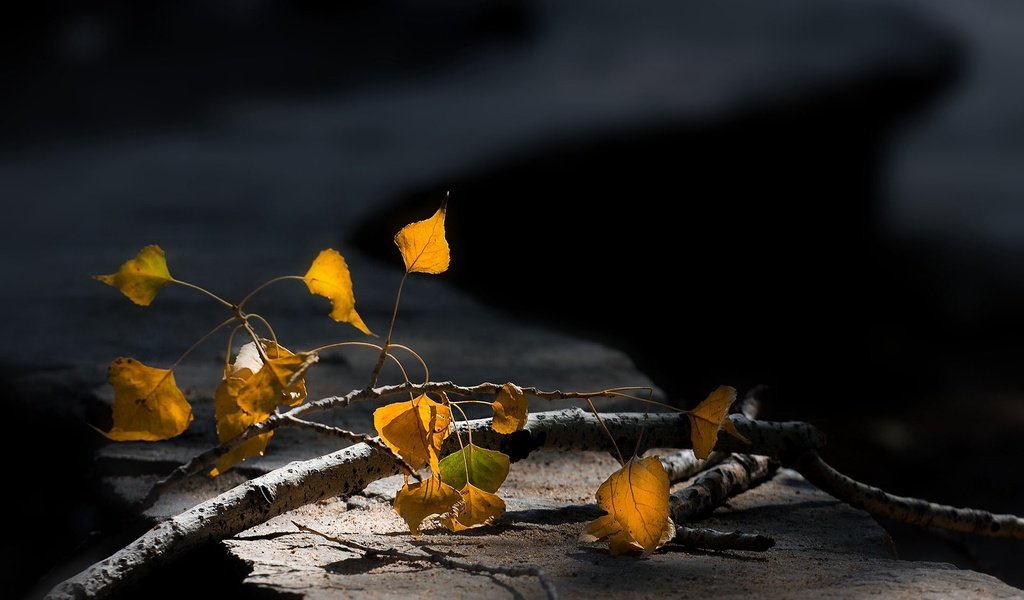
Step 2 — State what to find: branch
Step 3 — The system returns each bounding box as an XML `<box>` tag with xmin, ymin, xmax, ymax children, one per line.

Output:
<box><xmin>294</xmin><ymin>522</ymin><xmax>559</xmax><ymax>600</ymax></box>
<box><xmin>140</xmin><ymin>383</ymin><xmax>824</xmax><ymax>510</ymax></box>
<box><xmin>670</xmin><ymin>454</ymin><xmax>777</xmax><ymax>524</ymax></box>
<box><xmin>794</xmin><ymin>452</ymin><xmax>1024</xmax><ymax>540</ymax></box>
<box><xmin>280</xmin><ymin>415</ymin><xmax>420</xmax><ymax>479</ymax></box>
<box><xmin>63</xmin><ymin>408</ymin><xmax>813</xmax><ymax>599</ymax></box>
<box><xmin>668</xmin><ymin>526</ymin><xmax>775</xmax><ymax>552</ymax></box>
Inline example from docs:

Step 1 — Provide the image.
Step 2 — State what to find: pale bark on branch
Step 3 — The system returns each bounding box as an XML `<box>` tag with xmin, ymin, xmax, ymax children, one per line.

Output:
<box><xmin>670</xmin><ymin>454</ymin><xmax>777</xmax><ymax>524</ymax></box>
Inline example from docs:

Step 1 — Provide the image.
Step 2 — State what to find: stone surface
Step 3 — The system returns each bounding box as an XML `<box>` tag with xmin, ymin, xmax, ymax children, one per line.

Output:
<box><xmin>225</xmin><ymin>461</ymin><xmax>1022</xmax><ymax>599</ymax></box>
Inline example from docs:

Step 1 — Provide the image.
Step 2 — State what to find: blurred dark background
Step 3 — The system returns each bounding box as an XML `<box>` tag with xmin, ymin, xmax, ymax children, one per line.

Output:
<box><xmin>2</xmin><ymin>0</ymin><xmax>1024</xmax><ymax>597</ymax></box>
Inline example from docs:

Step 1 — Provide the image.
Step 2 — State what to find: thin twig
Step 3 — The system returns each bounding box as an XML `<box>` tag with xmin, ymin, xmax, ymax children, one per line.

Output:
<box><xmin>668</xmin><ymin>526</ymin><xmax>775</xmax><ymax>552</ymax></box>
<box><xmin>293</xmin><ymin>522</ymin><xmax>559</xmax><ymax>600</ymax></box>
<box><xmin>280</xmin><ymin>416</ymin><xmax>420</xmax><ymax>480</ymax></box>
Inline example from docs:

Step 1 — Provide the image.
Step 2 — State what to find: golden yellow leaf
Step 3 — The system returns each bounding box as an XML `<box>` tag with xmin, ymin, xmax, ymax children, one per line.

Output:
<box><xmin>303</xmin><ymin>249</ymin><xmax>372</xmax><ymax>335</ymax></box>
<box><xmin>233</xmin><ymin>341</ymin><xmax>314</xmax><ymax>414</ymax></box>
<box><xmin>686</xmin><ymin>385</ymin><xmax>749</xmax><ymax>459</ymax></box>
<box><xmin>393</xmin><ymin>474</ymin><xmax>461</xmax><ymax>536</ymax></box>
<box><xmin>374</xmin><ymin>394</ymin><xmax>452</xmax><ymax>473</ymax></box>
<box><xmin>394</xmin><ymin>205</ymin><xmax>449</xmax><ymax>274</ymax></box>
<box><xmin>210</xmin><ymin>369</ymin><xmax>273</xmax><ymax>476</ymax></box>
<box><xmin>442</xmin><ymin>483</ymin><xmax>506</xmax><ymax>531</ymax></box>
<box><xmin>100</xmin><ymin>357</ymin><xmax>193</xmax><ymax>441</ymax></box>
<box><xmin>580</xmin><ymin>456</ymin><xmax>673</xmax><ymax>556</ymax></box>
<box><xmin>93</xmin><ymin>245</ymin><xmax>173</xmax><ymax>306</ymax></box>
<box><xmin>491</xmin><ymin>382</ymin><xmax>528</xmax><ymax>434</ymax></box>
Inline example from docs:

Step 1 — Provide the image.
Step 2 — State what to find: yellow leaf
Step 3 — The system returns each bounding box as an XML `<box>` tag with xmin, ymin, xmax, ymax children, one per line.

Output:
<box><xmin>210</xmin><ymin>369</ymin><xmax>273</xmax><ymax>476</ymax></box>
<box><xmin>374</xmin><ymin>394</ymin><xmax>452</xmax><ymax>473</ymax></box>
<box><xmin>93</xmin><ymin>245</ymin><xmax>173</xmax><ymax>306</ymax></box>
<box><xmin>394</xmin><ymin>205</ymin><xmax>449</xmax><ymax>274</ymax></box>
<box><xmin>686</xmin><ymin>385</ymin><xmax>749</xmax><ymax>459</ymax></box>
<box><xmin>491</xmin><ymin>383</ymin><xmax>528</xmax><ymax>434</ymax></box>
<box><xmin>393</xmin><ymin>475</ymin><xmax>461</xmax><ymax>536</ymax></box>
<box><xmin>580</xmin><ymin>456</ymin><xmax>673</xmax><ymax>556</ymax></box>
<box><xmin>233</xmin><ymin>341</ymin><xmax>314</xmax><ymax>414</ymax></box>
<box><xmin>442</xmin><ymin>483</ymin><xmax>506</xmax><ymax>531</ymax></box>
<box><xmin>303</xmin><ymin>249</ymin><xmax>372</xmax><ymax>335</ymax></box>
<box><xmin>100</xmin><ymin>357</ymin><xmax>193</xmax><ymax>441</ymax></box>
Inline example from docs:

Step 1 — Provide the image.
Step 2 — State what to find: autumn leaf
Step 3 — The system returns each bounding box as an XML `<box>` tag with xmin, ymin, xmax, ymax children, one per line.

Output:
<box><xmin>303</xmin><ymin>249</ymin><xmax>372</xmax><ymax>335</ymax></box>
<box><xmin>210</xmin><ymin>369</ymin><xmax>273</xmax><ymax>476</ymax></box>
<box><xmin>394</xmin><ymin>204</ymin><xmax>449</xmax><ymax>274</ymax></box>
<box><xmin>438</xmin><ymin>444</ymin><xmax>510</xmax><ymax>493</ymax></box>
<box><xmin>580</xmin><ymin>456</ymin><xmax>674</xmax><ymax>556</ymax></box>
<box><xmin>99</xmin><ymin>357</ymin><xmax>193</xmax><ymax>441</ymax></box>
<box><xmin>686</xmin><ymin>385</ymin><xmax>750</xmax><ymax>459</ymax></box>
<box><xmin>491</xmin><ymin>383</ymin><xmax>528</xmax><ymax>434</ymax></box>
<box><xmin>374</xmin><ymin>394</ymin><xmax>453</xmax><ymax>473</ymax></box>
<box><xmin>233</xmin><ymin>341</ymin><xmax>315</xmax><ymax>415</ymax></box>
<box><xmin>393</xmin><ymin>474</ymin><xmax>461</xmax><ymax>536</ymax></box>
<box><xmin>442</xmin><ymin>483</ymin><xmax>506</xmax><ymax>531</ymax></box>
<box><xmin>93</xmin><ymin>245</ymin><xmax>173</xmax><ymax>306</ymax></box>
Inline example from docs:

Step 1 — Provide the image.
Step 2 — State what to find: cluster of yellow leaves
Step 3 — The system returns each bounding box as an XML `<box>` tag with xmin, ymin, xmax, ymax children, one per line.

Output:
<box><xmin>377</xmin><ymin>382</ymin><xmax>526</xmax><ymax>536</ymax></box>
<box><xmin>581</xmin><ymin>386</ymin><xmax>750</xmax><ymax>556</ymax></box>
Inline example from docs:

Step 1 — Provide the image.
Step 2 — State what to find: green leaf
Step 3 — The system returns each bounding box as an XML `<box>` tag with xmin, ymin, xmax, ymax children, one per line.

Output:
<box><xmin>438</xmin><ymin>443</ymin><xmax>510</xmax><ymax>493</ymax></box>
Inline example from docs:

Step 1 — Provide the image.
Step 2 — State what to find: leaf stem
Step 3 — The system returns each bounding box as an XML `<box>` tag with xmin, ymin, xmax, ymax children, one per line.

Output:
<box><xmin>368</xmin><ymin>272</ymin><xmax>408</xmax><ymax>388</ymax></box>
<box><xmin>169</xmin><ymin>316</ymin><xmax>238</xmax><ymax>372</ymax></box>
<box><xmin>449</xmin><ymin>401</ymin><xmax>473</xmax><ymax>480</ymax></box>
<box><xmin>587</xmin><ymin>398</ymin><xmax>624</xmax><ymax>466</ymax></box>
<box><xmin>171</xmin><ymin>279</ymin><xmax>237</xmax><ymax>311</ymax></box>
<box><xmin>245</xmin><ymin>313</ymin><xmax>279</xmax><ymax>348</ymax></box>
<box><xmin>236</xmin><ymin>275</ymin><xmax>305</xmax><ymax>311</ymax></box>
<box><xmin>311</xmin><ymin>341</ymin><xmax>414</xmax><ymax>388</ymax></box>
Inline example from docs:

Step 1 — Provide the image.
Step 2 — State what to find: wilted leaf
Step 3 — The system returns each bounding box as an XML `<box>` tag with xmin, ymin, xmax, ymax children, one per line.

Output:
<box><xmin>491</xmin><ymin>383</ymin><xmax>528</xmax><ymax>434</ymax></box>
<box><xmin>394</xmin><ymin>475</ymin><xmax>461</xmax><ymax>536</ymax></box>
<box><xmin>442</xmin><ymin>483</ymin><xmax>506</xmax><ymax>531</ymax></box>
<box><xmin>580</xmin><ymin>456</ymin><xmax>673</xmax><ymax>556</ymax></box>
<box><xmin>438</xmin><ymin>444</ymin><xmax>510</xmax><ymax>493</ymax></box>
<box><xmin>210</xmin><ymin>369</ymin><xmax>273</xmax><ymax>476</ymax></box>
<box><xmin>686</xmin><ymin>385</ymin><xmax>749</xmax><ymax>459</ymax></box>
<box><xmin>303</xmin><ymin>249</ymin><xmax>372</xmax><ymax>335</ymax></box>
<box><xmin>100</xmin><ymin>357</ymin><xmax>193</xmax><ymax>441</ymax></box>
<box><xmin>374</xmin><ymin>394</ymin><xmax>452</xmax><ymax>473</ymax></box>
<box><xmin>394</xmin><ymin>205</ymin><xmax>449</xmax><ymax>274</ymax></box>
<box><xmin>93</xmin><ymin>245</ymin><xmax>173</xmax><ymax>306</ymax></box>
<box><xmin>234</xmin><ymin>341</ymin><xmax>314</xmax><ymax>414</ymax></box>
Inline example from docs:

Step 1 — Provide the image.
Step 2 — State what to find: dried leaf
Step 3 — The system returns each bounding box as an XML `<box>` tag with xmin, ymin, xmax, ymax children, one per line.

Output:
<box><xmin>580</xmin><ymin>456</ymin><xmax>673</xmax><ymax>556</ymax></box>
<box><xmin>491</xmin><ymin>382</ymin><xmax>528</xmax><ymax>434</ymax></box>
<box><xmin>303</xmin><ymin>249</ymin><xmax>372</xmax><ymax>335</ymax></box>
<box><xmin>438</xmin><ymin>443</ymin><xmax>509</xmax><ymax>493</ymax></box>
<box><xmin>93</xmin><ymin>245</ymin><xmax>173</xmax><ymax>306</ymax></box>
<box><xmin>443</xmin><ymin>483</ymin><xmax>506</xmax><ymax>531</ymax></box>
<box><xmin>234</xmin><ymin>341</ymin><xmax>314</xmax><ymax>414</ymax></box>
<box><xmin>394</xmin><ymin>205</ymin><xmax>449</xmax><ymax>274</ymax></box>
<box><xmin>100</xmin><ymin>357</ymin><xmax>192</xmax><ymax>441</ymax></box>
<box><xmin>210</xmin><ymin>369</ymin><xmax>273</xmax><ymax>476</ymax></box>
<box><xmin>374</xmin><ymin>394</ymin><xmax>453</xmax><ymax>473</ymax></box>
<box><xmin>686</xmin><ymin>385</ymin><xmax>749</xmax><ymax>459</ymax></box>
<box><xmin>393</xmin><ymin>475</ymin><xmax>461</xmax><ymax>536</ymax></box>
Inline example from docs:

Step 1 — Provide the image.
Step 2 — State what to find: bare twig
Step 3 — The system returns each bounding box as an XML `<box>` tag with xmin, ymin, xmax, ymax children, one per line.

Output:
<box><xmin>794</xmin><ymin>452</ymin><xmax>1024</xmax><ymax>540</ymax></box>
<box><xmin>670</xmin><ymin>454</ymin><xmax>777</xmax><ymax>524</ymax></box>
<box><xmin>280</xmin><ymin>415</ymin><xmax>420</xmax><ymax>480</ymax></box>
<box><xmin>293</xmin><ymin>522</ymin><xmax>559</xmax><ymax>600</ymax></box>
<box><xmin>668</xmin><ymin>526</ymin><xmax>775</xmax><ymax>552</ymax></box>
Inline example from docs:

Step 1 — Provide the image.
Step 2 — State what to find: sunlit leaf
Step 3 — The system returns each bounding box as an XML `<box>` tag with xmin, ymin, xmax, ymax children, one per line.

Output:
<box><xmin>442</xmin><ymin>483</ymin><xmax>506</xmax><ymax>531</ymax></box>
<box><xmin>234</xmin><ymin>341</ymin><xmax>315</xmax><ymax>414</ymax></box>
<box><xmin>580</xmin><ymin>456</ymin><xmax>673</xmax><ymax>556</ymax></box>
<box><xmin>99</xmin><ymin>357</ymin><xmax>192</xmax><ymax>441</ymax></box>
<box><xmin>686</xmin><ymin>385</ymin><xmax>749</xmax><ymax>459</ymax></box>
<box><xmin>394</xmin><ymin>205</ymin><xmax>449</xmax><ymax>274</ymax></box>
<box><xmin>393</xmin><ymin>475</ymin><xmax>461</xmax><ymax>536</ymax></box>
<box><xmin>374</xmin><ymin>394</ymin><xmax>452</xmax><ymax>473</ymax></box>
<box><xmin>491</xmin><ymin>382</ymin><xmax>528</xmax><ymax>434</ymax></box>
<box><xmin>210</xmin><ymin>369</ymin><xmax>273</xmax><ymax>476</ymax></box>
<box><xmin>93</xmin><ymin>245</ymin><xmax>173</xmax><ymax>306</ymax></box>
<box><xmin>303</xmin><ymin>249</ymin><xmax>372</xmax><ymax>335</ymax></box>
<box><xmin>438</xmin><ymin>444</ymin><xmax>510</xmax><ymax>493</ymax></box>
